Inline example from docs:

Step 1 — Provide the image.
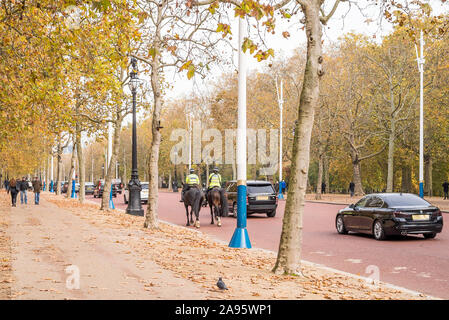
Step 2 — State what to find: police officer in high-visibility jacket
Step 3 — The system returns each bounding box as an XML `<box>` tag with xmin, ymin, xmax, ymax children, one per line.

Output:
<box><xmin>180</xmin><ymin>168</ymin><xmax>200</xmax><ymax>202</ymax></box>
<box><xmin>205</xmin><ymin>167</ymin><xmax>227</xmax><ymax>214</ymax></box>
<box><xmin>206</xmin><ymin>167</ymin><xmax>222</xmax><ymax>198</ymax></box>
<box><xmin>208</xmin><ymin>167</ymin><xmax>222</xmax><ymax>190</ymax></box>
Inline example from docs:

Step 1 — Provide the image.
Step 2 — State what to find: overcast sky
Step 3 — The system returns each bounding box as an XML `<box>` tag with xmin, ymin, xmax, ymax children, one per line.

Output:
<box><xmin>162</xmin><ymin>0</ymin><xmax>448</xmax><ymax>101</ymax></box>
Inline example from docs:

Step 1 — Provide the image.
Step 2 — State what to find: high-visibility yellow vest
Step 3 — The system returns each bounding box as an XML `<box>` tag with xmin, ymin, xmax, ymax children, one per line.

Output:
<box><xmin>186</xmin><ymin>174</ymin><xmax>199</xmax><ymax>185</ymax></box>
<box><xmin>208</xmin><ymin>173</ymin><xmax>222</xmax><ymax>188</ymax></box>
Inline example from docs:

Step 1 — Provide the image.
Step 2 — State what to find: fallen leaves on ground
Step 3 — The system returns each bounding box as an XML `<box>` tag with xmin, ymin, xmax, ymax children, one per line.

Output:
<box><xmin>43</xmin><ymin>194</ymin><xmax>432</xmax><ymax>300</ymax></box>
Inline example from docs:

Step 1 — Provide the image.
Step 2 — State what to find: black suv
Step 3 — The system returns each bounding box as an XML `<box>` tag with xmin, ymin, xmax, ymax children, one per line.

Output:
<box><xmin>225</xmin><ymin>180</ymin><xmax>278</xmax><ymax>217</ymax></box>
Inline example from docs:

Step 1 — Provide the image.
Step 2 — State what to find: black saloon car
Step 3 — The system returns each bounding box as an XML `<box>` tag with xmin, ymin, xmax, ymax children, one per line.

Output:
<box><xmin>226</xmin><ymin>180</ymin><xmax>278</xmax><ymax>217</ymax></box>
<box><xmin>336</xmin><ymin>193</ymin><xmax>443</xmax><ymax>240</ymax></box>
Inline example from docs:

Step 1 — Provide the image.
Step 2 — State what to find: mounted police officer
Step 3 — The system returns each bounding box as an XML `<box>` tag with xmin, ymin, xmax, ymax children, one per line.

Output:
<box><xmin>208</xmin><ymin>167</ymin><xmax>222</xmax><ymax>192</ymax></box>
<box><xmin>180</xmin><ymin>168</ymin><xmax>200</xmax><ymax>202</ymax></box>
<box><xmin>205</xmin><ymin>167</ymin><xmax>228</xmax><ymax>215</ymax></box>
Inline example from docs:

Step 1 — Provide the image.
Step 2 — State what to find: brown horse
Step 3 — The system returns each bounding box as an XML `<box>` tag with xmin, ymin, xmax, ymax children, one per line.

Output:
<box><xmin>206</xmin><ymin>187</ymin><xmax>228</xmax><ymax>227</ymax></box>
<box><xmin>183</xmin><ymin>185</ymin><xmax>204</xmax><ymax>228</ymax></box>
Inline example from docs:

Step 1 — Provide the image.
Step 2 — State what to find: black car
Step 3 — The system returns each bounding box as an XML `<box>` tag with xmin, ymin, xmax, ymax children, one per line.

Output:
<box><xmin>336</xmin><ymin>193</ymin><xmax>443</xmax><ymax>240</ymax></box>
<box><xmin>226</xmin><ymin>180</ymin><xmax>278</xmax><ymax>217</ymax></box>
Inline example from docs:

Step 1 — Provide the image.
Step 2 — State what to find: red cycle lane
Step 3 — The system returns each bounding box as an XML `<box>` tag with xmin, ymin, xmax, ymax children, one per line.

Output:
<box><xmin>89</xmin><ymin>191</ymin><xmax>449</xmax><ymax>299</ymax></box>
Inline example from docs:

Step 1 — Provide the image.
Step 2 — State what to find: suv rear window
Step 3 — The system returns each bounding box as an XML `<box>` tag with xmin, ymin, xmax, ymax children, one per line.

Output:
<box><xmin>247</xmin><ymin>185</ymin><xmax>274</xmax><ymax>194</ymax></box>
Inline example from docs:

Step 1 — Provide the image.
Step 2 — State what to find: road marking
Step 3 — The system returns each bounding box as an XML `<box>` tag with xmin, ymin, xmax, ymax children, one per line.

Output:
<box><xmin>345</xmin><ymin>259</ymin><xmax>362</xmax><ymax>264</ymax></box>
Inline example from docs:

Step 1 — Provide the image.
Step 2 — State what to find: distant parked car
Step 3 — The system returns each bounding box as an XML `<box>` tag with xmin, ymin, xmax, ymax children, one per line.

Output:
<box><xmin>112</xmin><ymin>179</ymin><xmax>124</xmax><ymax>194</ymax></box>
<box><xmin>85</xmin><ymin>182</ymin><xmax>95</xmax><ymax>195</ymax></box>
<box><xmin>336</xmin><ymin>193</ymin><xmax>444</xmax><ymax>240</ymax></box>
<box><xmin>225</xmin><ymin>180</ymin><xmax>278</xmax><ymax>217</ymax></box>
<box><xmin>124</xmin><ymin>182</ymin><xmax>149</xmax><ymax>204</ymax></box>
<box><xmin>93</xmin><ymin>180</ymin><xmax>118</xmax><ymax>198</ymax></box>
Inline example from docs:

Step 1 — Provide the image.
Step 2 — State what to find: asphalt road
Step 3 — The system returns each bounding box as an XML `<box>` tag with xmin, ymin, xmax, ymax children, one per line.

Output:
<box><xmin>89</xmin><ymin>191</ymin><xmax>449</xmax><ymax>299</ymax></box>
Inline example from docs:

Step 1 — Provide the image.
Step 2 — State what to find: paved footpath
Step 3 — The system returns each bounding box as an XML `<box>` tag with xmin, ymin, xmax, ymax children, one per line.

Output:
<box><xmin>8</xmin><ymin>198</ymin><xmax>205</xmax><ymax>299</ymax></box>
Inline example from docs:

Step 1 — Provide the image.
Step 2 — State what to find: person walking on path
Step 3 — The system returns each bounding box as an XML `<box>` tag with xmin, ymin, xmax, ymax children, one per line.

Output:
<box><xmin>9</xmin><ymin>178</ymin><xmax>19</xmax><ymax>207</ymax></box>
<box><xmin>19</xmin><ymin>176</ymin><xmax>28</xmax><ymax>205</ymax></box>
<box><xmin>32</xmin><ymin>176</ymin><xmax>42</xmax><ymax>205</ymax></box>
<box><xmin>349</xmin><ymin>181</ymin><xmax>355</xmax><ymax>197</ymax></box>
<box><xmin>321</xmin><ymin>182</ymin><xmax>326</xmax><ymax>194</ymax></box>
<box><xmin>443</xmin><ymin>180</ymin><xmax>449</xmax><ymax>200</ymax></box>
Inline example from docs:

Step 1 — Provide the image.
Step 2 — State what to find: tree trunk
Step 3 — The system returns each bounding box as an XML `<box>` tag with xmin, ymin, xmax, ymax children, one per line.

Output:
<box><xmin>424</xmin><ymin>155</ymin><xmax>433</xmax><ymax>197</ymax></box>
<box><xmin>231</xmin><ymin>161</ymin><xmax>236</xmax><ymax>180</ymax></box>
<box><xmin>386</xmin><ymin>84</ymin><xmax>396</xmax><ymax>192</ymax></box>
<box><xmin>168</xmin><ymin>172</ymin><xmax>171</xmax><ymax>191</ymax></box>
<box><xmin>401</xmin><ymin>165</ymin><xmax>412</xmax><ymax>193</ymax></box>
<box><xmin>144</xmin><ymin>42</ymin><xmax>163</xmax><ymax>229</ymax></box>
<box><xmin>66</xmin><ymin>136</ymin><xmax>76</xmax><ymax>198</ymax></box>
<box><xmin>56</xmin><ymin>140</ymin><xmax>63</xmax><ymax>196</ymax></box>
<box><xmin>101</xmin><ymin>116</ymin><xmax>122</xmax><ymax>210</ymax></box>
<box><xmin>324</xmin><ymin>153</ymin><xmax>330</xmax><ymax>193</ymax></box>
<box><xmin>315</xmin><ymin>149</ymin><xmax>324</xmax><ymax>200</ymax></box>
<box><xmin>206</xmin><ymin>165</ymin><xmax>210</xmax><ymax>187</ymax></box>
<box><xmin>76</xmin><ymin>123</ymin><xmax>85</xmax><ymax>203</ymax></box>
<box><xmin>352</xmin><ymin>158</ymin><xmax>364</xmax><ymax>195</ymax></box>
<box><xmin>273</xmin><ymin>2</ymin><xmax>322</xmax><ymax>275</ymax></box>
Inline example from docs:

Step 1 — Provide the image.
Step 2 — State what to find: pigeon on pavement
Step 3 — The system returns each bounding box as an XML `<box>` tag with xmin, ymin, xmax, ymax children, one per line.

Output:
<box><xmin>217</xmin><ymin>277</ymin><xmax>228</xmax><ymax>290</ymax></box>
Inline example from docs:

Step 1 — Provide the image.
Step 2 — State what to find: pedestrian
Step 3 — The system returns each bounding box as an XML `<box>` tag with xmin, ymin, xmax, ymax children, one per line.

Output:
<box><xmin>349</xmin><ymin>181</ymin><xmax>355</xmax><ymax>197</ymax></box>
<box><xmin>4</xmin><ymin>179</ymin><xmax>9</xmax><ymax>191</ymax></box>
<box><xmin>32</xmin><ymin>176</ymin><xmax>42</xmax><ymax>205</ymax></box>
<box><xmin>321</xmin><ymin>182</ymin><xmax>326</xmax><ymax>194</ymax></box>
<box><xmin>19</xmin><ymin>176</ymin><xmax>29</xmax><ymax>204</ymax></box>
<box><xmin>280</xmin><ymin>180</ymin><xmax>286</xmax><ymax>195</ymax></box>
<box><xmin>443</xmin><ymin>180</ymin><xmax>449</xmax><ymax>200</ymax></box>
<box><xmin>9</xmin><ymin>178</ymin><xmax>19</xmax><ymax>207</ymax></box>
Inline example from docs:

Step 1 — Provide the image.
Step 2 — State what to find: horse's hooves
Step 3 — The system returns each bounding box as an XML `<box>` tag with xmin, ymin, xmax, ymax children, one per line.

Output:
<box><xmin>217</xmin><ymin>223</ymin><xmax>222</xmax><ymax>227</ymax></box>
<box><xmin>195</xmin><ymin>221</ymin><xmax>200</xmax><ymax>228</ymax></box>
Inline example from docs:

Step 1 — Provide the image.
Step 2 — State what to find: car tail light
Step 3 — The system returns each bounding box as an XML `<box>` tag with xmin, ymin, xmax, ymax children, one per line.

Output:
<box><xmin>432</xmin><ymin>209</ymin><xmax>442</xmax><ymax>217</ymax></box>
<box><xmin>393</xmin><ymin>211</ymin><xmax>408</xmax><ymax>218</ymax></box>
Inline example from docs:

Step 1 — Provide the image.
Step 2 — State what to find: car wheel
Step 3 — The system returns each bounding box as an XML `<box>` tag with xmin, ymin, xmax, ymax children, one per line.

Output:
<box><xmin>336</xmin><ymin>215</ymin><xmax>348</xmax><ymax>234</ymax></box>
<box><xmin>124</xmin><ymin>195</ymin><xmax>128</xmax><ymax>204</ymax></box>
<box><xmin>373</xmin><ymin>220</ymin><xmax>386</xmax><ymax>240</ymax></box>
<box><xmin>266</xmin><ymin>209</ymin><xmax>276</xmax><ymax>217</ymax></box>
<box><xmin>423</xmin><ymin>233</ymin><xmax>436</xmax><ymax>239</ymax></box>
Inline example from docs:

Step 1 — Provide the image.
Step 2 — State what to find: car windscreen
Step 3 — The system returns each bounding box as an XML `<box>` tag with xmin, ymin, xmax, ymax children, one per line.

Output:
<box><xmin>384</xmin><ymin>194</ymin><xmax>431</xmax><ymax>207</ymax></box>
<box><xmin>247</xmin><ymin>185</ymin><xmax>274</xmax><ymax>194</ymax></box>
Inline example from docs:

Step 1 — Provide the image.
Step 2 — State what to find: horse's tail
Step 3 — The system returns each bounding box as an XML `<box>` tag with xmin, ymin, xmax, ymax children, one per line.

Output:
<box><xmin>220</xmin><ymin>189</ymin><xmax>229</xmax><ymax>217</ymax></box>
<box><xmin>192</xmin><ymin>188</ymin><xmax>203</xmax><ymax>214</ymax></box>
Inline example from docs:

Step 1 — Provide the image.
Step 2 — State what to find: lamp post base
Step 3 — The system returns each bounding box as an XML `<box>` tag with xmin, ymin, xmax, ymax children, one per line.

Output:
<box><xmin>229</xmin><ymin>227</ymin><xmax>251</xmax><ymax>248</ymax></box>
<box><xmin>126</xmin><ymin>178</ymin><xmax>143</xmax><ymax>216</ymax></box>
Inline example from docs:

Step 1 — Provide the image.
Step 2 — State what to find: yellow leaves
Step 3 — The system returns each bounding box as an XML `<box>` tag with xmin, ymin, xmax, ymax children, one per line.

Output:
<box><xmin>208</xmin><ymin>1</ymin><xmax>219</xmax><ymax>15</ymax></box>
<box><xmin>216</xmin><ymin>23</ymin><xmax>232</xmax><ymax>38</ymax></box>
<box><xmin>179</xmin><ymin>61</ymin><xmax>195</xmax><ymax>80</ymax></box>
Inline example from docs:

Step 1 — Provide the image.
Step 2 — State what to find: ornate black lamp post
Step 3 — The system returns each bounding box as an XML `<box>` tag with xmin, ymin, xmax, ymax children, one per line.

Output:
<box><xmin>126</xmin><ymin>57</ymin><xmax>144</xmax><ymax>216</ymax></box>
